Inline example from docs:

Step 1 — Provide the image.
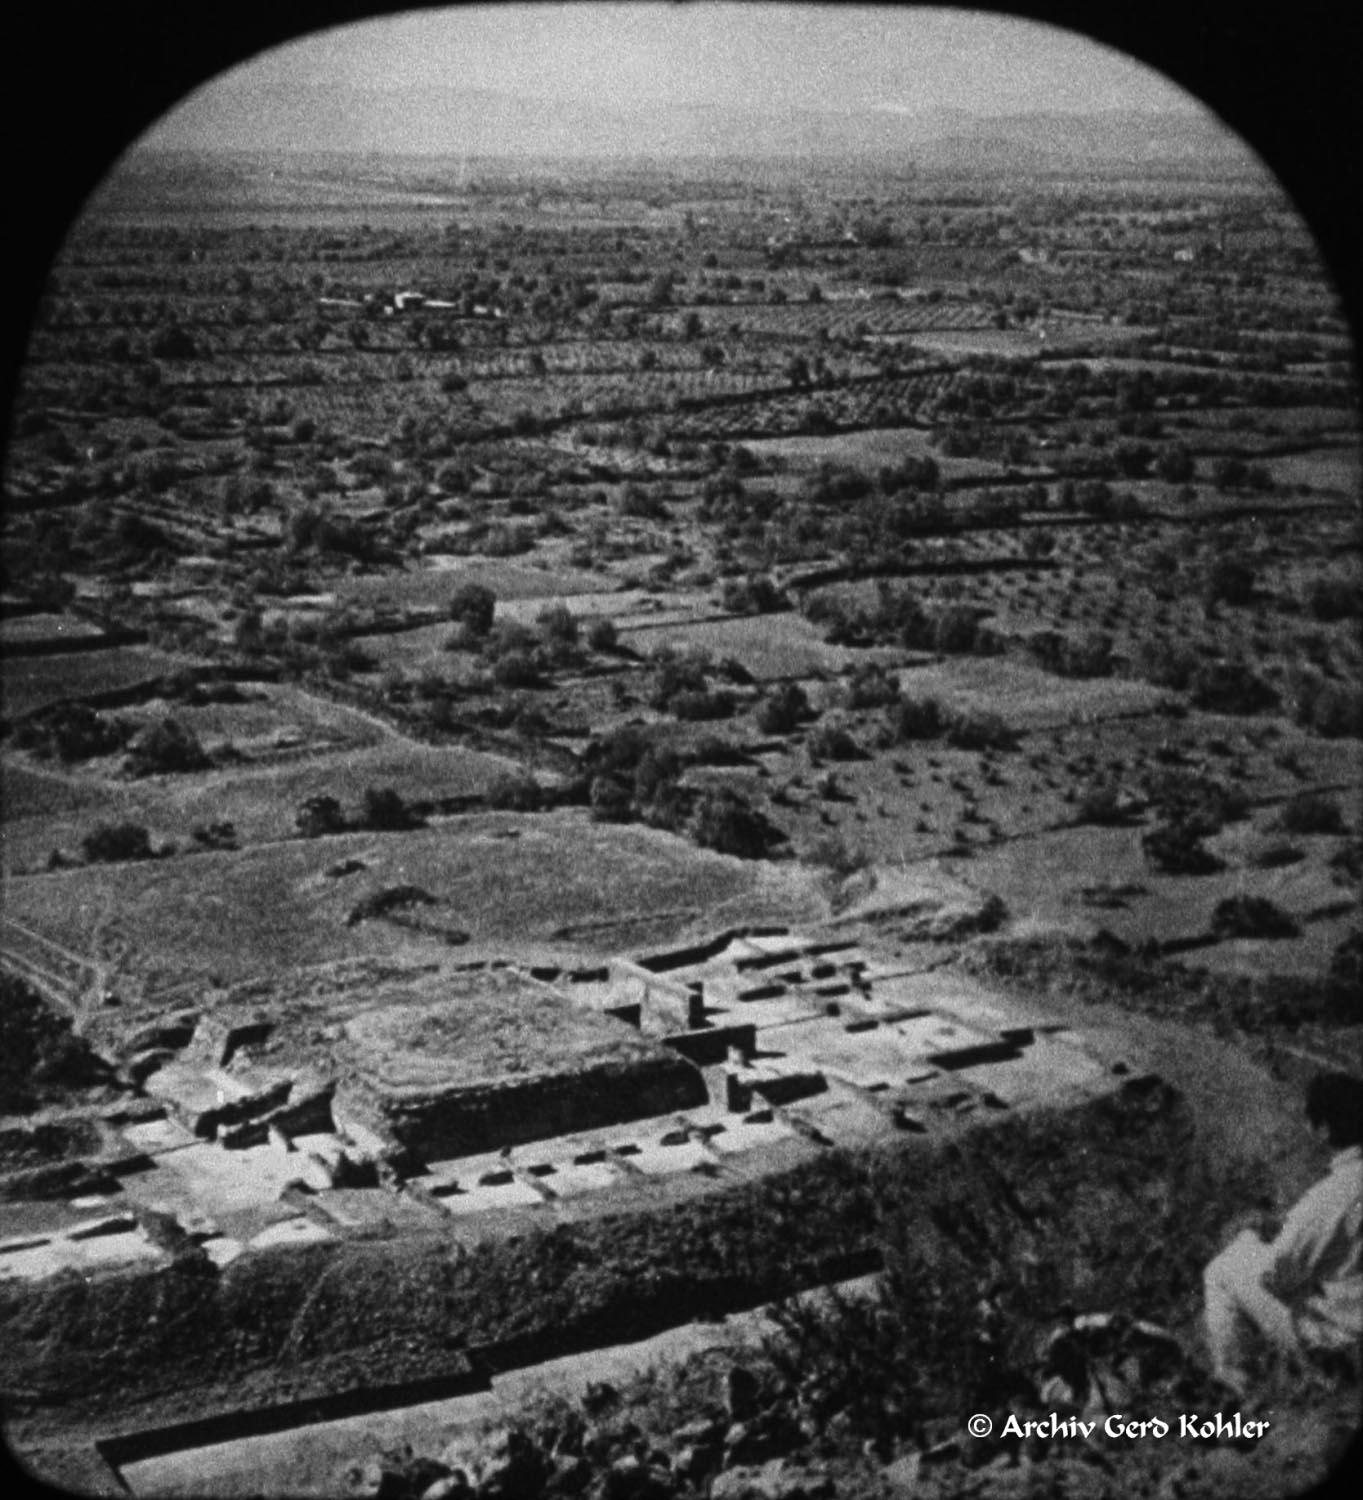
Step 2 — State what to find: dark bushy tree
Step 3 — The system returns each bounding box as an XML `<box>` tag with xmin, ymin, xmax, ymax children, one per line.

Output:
<box><xmin>123</xmin><ymin>717</ymin><xmax>210</xmax><ymax>777</ymax></box>
<box><xmin>81</xmin><ymin>822</ymin><xmax>154</xmax><ymax>863</ymax></box>
<box><xmin>589</xmin><ymin>774</ymin><xmax>633</xmax><ymax>823</ymax></box>
<box><xmin>1206</xmin><ymin>557</ymin><xmax>1257</xmax><ymax>607</ymax></box>
<box><xmin>757</xmin><ymin>683</ymin><xmax>810</xmax><ymax>735</ymax></box>
<box><xmin>13</xmin><ymin>702</ymin><xmax>130</xmax><ymax>763</ymax></box>
<box><xmin>690</xmin><ymin>788</ymin><xmax>779</xmax><ymax>859</ymax></box>
<box><xmin>721</xmin><ymin>573</ymin><xmax>788</xmax><ymax>615</ymax></box>
<box><xmin>296</xmin><ymin>795</ymin><xmax>345</xmax><ymax>838</ymax></box>
<box><xmin>362</xmin><ymin>786</ymin><xmax>415</xmax><ymax>831</ymax></box>
<box><xmin>1209</xmin><ymin>895</ymin><xmax>1301</xmax><ymax>940</ymax></box>
<box><xmin>885</xmin><ymin>695</ymin><xmax>945</xmax><ymax>742</ymax></box>
<box><xmin>586</xmin><ymin>617</ymin><xmax>618</xmax><ymax>652</ymax></box>
<box><xmin>1275</xmin><ymin>793</ymin><xmax>1346</xmax><ymax>835</ymax></box>
<box><xmin>945</xmin><ymin>711</ymin><xmax>1017</xmax><ymax>752</ymax></box>
<box><xmin>448</xmin><ymin>582</ymin><xmax>496</xmax><ymax>636</ymax></box>
<box><xmin>0</xmin><ymin>975</ymin><xmax>105</xmax><ymax>1112</ymax></box>
<box><xmin>1141</xmin><ymin>820</ymin><xmax>1221</xmax><ymax>875</ymax></box>
<box><xmin>1190</xmin><ymin>659</ymin><xmax>1276</xmax><ymax>716</ymax></box>
<box><xmin>485</xmin><ymin>773</ymin><xmax>542</xmax><ymax>812</ymax></box>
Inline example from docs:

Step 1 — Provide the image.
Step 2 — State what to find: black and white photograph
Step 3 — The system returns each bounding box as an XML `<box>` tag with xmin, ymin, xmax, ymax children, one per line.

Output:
<box><xmin>1</xmin><ymin>4</ymin><xmax>1359</xmax><ymax>1497</ymax></box>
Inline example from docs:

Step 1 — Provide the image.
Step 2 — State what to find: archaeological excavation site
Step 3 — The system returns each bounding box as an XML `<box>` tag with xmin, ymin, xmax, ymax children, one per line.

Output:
<box><xmin>4</xmin><ymin>4</ymin><xmax>1362</xmax><ymax>1497</ymax></box>
<box><xmin>2</xmin><ymin>907</ymin><xmax>1164</xmax><ymax>1491</ymax></box>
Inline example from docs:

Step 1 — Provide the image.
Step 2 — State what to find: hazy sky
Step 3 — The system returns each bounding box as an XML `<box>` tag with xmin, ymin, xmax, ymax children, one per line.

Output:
<box><xmin>141</xmin><ymin>4</ymin><xmax>1204</xmax><ymax>153</ymax></box>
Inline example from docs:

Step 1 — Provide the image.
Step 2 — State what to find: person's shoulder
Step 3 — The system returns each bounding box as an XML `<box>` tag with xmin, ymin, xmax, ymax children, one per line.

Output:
<box><xmin>1328</xmin><ymin>1146</ymin><xmax>1363</xmax><ymax>1184</ymax></box>
<box><xmin>1281</xmin><ymin>1149</ymin><xmax>1360</xmax><ymax>1225</ymax></box>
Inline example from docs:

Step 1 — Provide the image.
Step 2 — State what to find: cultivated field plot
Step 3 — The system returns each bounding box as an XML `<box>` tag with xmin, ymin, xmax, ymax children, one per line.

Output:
<box><xmin>1266</xmin><ymin>447</ymin><xmax>1361</xmax><ymax>495</ymax></box>
<box><xmin>617</xmin><ymin>610</ymin><xmax>868</xmax><ymax>681</ymax></box>
<box><xmin>0</xmin><ymin>762</ymin><xmax>117</xmax><ymax>826</ymax></box>
<box><xmin>114</xmin><ymin>681</ymin><xmax>391</xmax><ymax>760</ymax></box>
<box><xmin>0</xmin><ymin>739</ymin><xmax>528</xmax><ymax>872</ymax></box>
<box><xmin>347</xmin><ymin>621</ymin><xmax>486</xmax><ymax>678</ymax></box>
<box><xmin>903</xmin><ymin>328</ymin><xmax>1050</xmax><ymax>358</ymax></box>
<box><xmin>337</xmin><ymin>557</ymin><xmax>619</xmax><ymax>610</ymax></box>
<box><xmin>957</xmin><ymin>819</ymin><xmax>1355</xmax><ymax>974</ymax></box>
<box><xmin>0</xmin><ymin>645</ymin><xmax>191</xmax><ymax>719</ymax></box>
<box><xmin>0</xmin><ymin>613</ymin><xmax>107</xmax><ymax>649</ymax></box>
<box><xmin>745</xmin><ymin>425</ymin><xmax>1009</xmax><ymax>482</ymax></box>
<box><xmin>893</xmin><ymin>656</ymin><xmax>1172</xmax><ymax>729</ymax></box>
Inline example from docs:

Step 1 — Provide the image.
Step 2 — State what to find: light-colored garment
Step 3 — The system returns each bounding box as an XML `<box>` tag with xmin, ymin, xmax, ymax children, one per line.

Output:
<box><xmin>1205</xmin><ymin>1146</ymin><xmax>1362</xmax><ymax>1385</ymax></box>
<box><xmin>1263</xmin><ymin>1145</ymin><xmax>1363</xmax><ymax>1351</ymax></box>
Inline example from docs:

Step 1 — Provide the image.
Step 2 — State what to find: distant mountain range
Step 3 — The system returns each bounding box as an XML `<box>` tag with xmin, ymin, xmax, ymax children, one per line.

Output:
<box><xmin>140</xmin><ymin>85</ymin><xmax>1261</xmax><ymax>175</ymax></box>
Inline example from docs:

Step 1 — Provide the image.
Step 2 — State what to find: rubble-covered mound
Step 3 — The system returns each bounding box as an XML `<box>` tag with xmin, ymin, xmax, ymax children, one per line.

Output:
<box><xmin>337</xmin><ymin>973</ymin><xmax>706</xmax><ymax>1158</ymax></box>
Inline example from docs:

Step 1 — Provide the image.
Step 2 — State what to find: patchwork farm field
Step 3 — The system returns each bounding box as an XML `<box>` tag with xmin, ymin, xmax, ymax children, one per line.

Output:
<box><xmin>0</xmin><ymin>645</ymin><xmax>192</xmax><ymax>718</ymax></box>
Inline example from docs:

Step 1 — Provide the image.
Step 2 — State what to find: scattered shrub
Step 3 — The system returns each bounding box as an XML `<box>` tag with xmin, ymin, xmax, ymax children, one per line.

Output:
<box><xmin>1029</xmin><ymin>629</ymin><xmax>1114</xmax><ymax>679</ymax></box>
<box><xmin>690</xmin><ymin>787</ymin><xmax>780</xmax><ymax>859</ymax></box>
<box><xmin>1205</xmin><ymin>556</ymin><xmax>1257</xmax><ymax>607</ymax></box>
<box><xmin>1209</xmin><ymin>895</ymin><xmax>1301</xmax><ymax>940</ymax></box>
<box><xmin>12</xmin><ymin>702</ymin><xmax>132</xmax><ymax>763</ymax></box>
<box><xmin>295</xmin><ymin>795</ymin><xmax>346</xmax><ymax>838</ymax></box>
<box><xmin>844</xmin><ymin>664</ymin><xmax>899</xmax><ymax>710</ymax></box>
<box><xmin>650</xmin><ymin>651</ymin><xmax>710</xmax><ymax>712</ymax></box>
<box><xmin>884</xmin><ymin>695</ymin><xmax>944</xmax><ymax>742</ymax></box>
<box><xmin>1250</xmin><ymin>840</ymin><xmax>1304</xmax><ymax>869</ymax></box>
<box><xmin>1141</xmin><ymin>820</ymin><xmax>1221</xmax><ymax>875</ymax></box>
<box><xmin>1189</xmin><ymin>659</ymin><xmax>1277</xmax><ymax>716</ymax></box>
<box><xmin>1329</xmin><ymin>839</ymin><xmax>1363</xmax><ymax>885</ymax></box>
<box><xmin>448</xmin><ymin>582</ymin><xmax>496</xmax><ymax>635</ymax></box>
<box><xmin>346</xmin><ymin>886</ymin><xmax>437</xmax><ymax>927</ymax></box>
<box><xmin>1329</xmin><ymin>931</ymin><xmax>1363</xmax><ymax>995</ymax></box>
<box><xmin>1306</xmin><ymin>578</ymin><xmax>1360</xmax><ymax>622</ymax></box>
<box><xmin>1137</xmin><ymin>638</ymin><xmax>1198</xmax><ymax>691</ymax></box>
<box><xmin>1298</xmin><ymin>683</ymin><xmax>1363</xmax><ymax>739</ymax></box>
<box><xmin>1144</xmin><ymin>768</ymin><xmax>1248</xmax><ymax>834</ymax></box>
<box><xmin>81</xmin><ymin>822</ymin><xmax>154</xmax><ymax>863</ymax></box>
<box><xmin>803</xmin><ymin>833</ymin><xmax>871</xmax><ymax>878</ymax></box>
<box><xmin>589</xmin><ymin>774</ymin><xmax>633</xmax><ymax>824</ymax></box>
<box><xmin>1275</xmin><ymin>792</ymin><xmax>1346</xmax><ymax>836</ymax></box>
<box><xmin>0</xmin><ymin>975</ymin><xmax>105</xmax><ymax>1113</ymax></box>
<box><xmin>1075</xmin><ymin>782</ymin><xmax>1127</xmax><ymax>825</ymax></box>
<box><xmin>946</xmin><ymin>711</ymin><xmax>1017</xmax><ymax>752</ymax></box>
<box><xmin>490</xmin><ymin>649</ymin><xmax>541</xmax><ymax>689</ymax></box>
<box><xmin>807</xmin><ymin>721</ymin><xmax>861</xmax><ymax>762</ymax></box>
<box><xmin>485</xmin><ymin>774</ymin><xmax>543</xmax><ymax>812</ymax></box>
<box><xmin>617</xmin><ymin>482</ymin><xmax>669</xmax><ymax>520</ymax></box>
<box><xmin>930</xmin><ymin>604</ymin><xmax>987</xmax><ymax>655</ymax></box>
<box><xmin>586</xmin><ymin>617</ymin><xmax>618</xmax><ymax>652</ymax></box>
<box><xmin>123</xmin><ymin>717</ymin><xmax>210</xmax><ymax>777</ymax></box>
<box><xmin>669</xmin><ymin>688</ymin><xmax>735</xmax><ymax>722</ymax></box>
<box><xmin>362</xmin><ymin>786</ymin><xmax>416</xmax><ymax>831</ymax></box>
<box><xmin>535</xmin><ymin>603</ymin><xmax>579</xmax><ymax>648</ymax></box>
<box><xmin>191</xmin><ymin>821</ymin><xmax>238</xmax><ymax>850</ymax></box>
<box><xmin>721</xmin><ymin>573</ymin><xmax>788</xmax><ymax>614</ymax></box>
<box><xmin>756</xmin><ymin>683</ymin><xmax>810</xmax><ymax>736</ymax></box>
